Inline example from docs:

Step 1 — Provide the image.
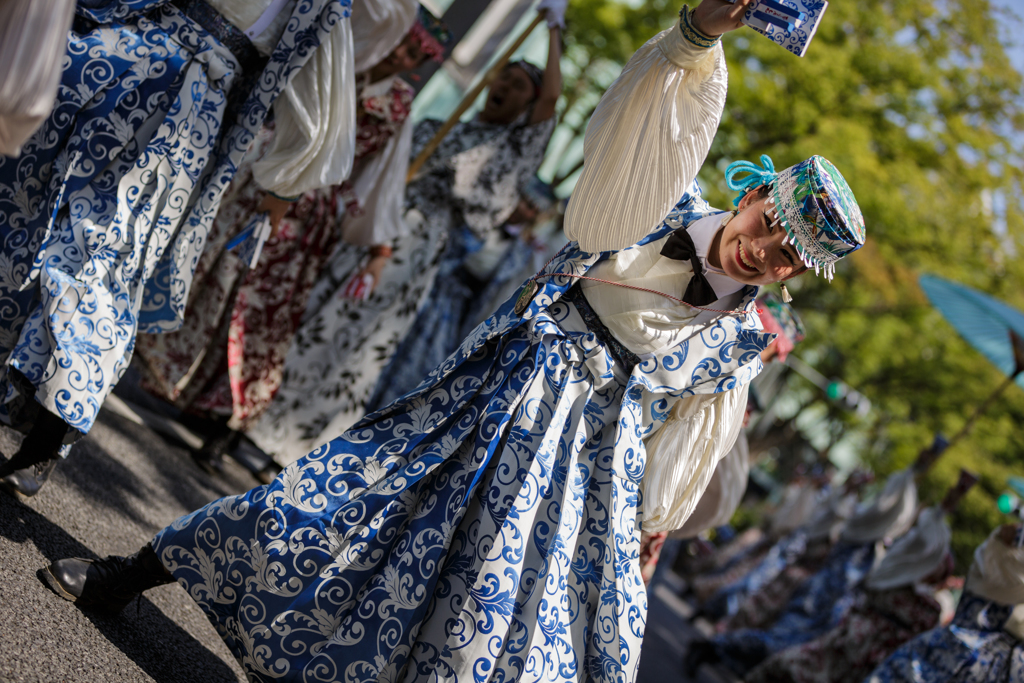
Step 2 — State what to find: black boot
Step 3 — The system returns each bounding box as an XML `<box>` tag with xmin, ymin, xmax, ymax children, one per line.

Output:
<box><xmin>191</xmin><ymin>426</ymin><xmax>241</xmax><ymax>476</ymax></box>
<box><xmin>0</xmin><ymin>408</ymin><xmax>69</xmax><ymax>498</ymax></box>
<box><xmin>40</xmin><ymin>543</ymin><xmax>175</xmax><ymax>614</ymax></box>
<box><xmin>0</xmin><ymin>458</ymin><xmax>59</xmax><ymax>497</ymax></box>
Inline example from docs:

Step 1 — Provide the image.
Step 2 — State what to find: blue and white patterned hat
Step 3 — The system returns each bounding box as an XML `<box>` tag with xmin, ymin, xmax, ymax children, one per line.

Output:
<box><xmin>725</xmin><ymin>154</ymin><xmax>866</xmax><ymax>280</ymax></box>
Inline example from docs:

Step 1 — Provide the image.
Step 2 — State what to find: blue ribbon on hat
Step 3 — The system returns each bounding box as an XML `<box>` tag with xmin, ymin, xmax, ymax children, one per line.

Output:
<box><xmin>725</xmin><ymin>154</ymin><xmax>777</xmax><ymax>206</ymax></box>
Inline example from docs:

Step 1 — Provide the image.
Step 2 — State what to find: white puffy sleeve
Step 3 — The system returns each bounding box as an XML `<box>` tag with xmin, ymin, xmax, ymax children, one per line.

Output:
<box><xmin>564</xmin><ymin>20</ymin><xmax>727</xmax><ymax>253</ymax></box>
<box><xmin>641</xmin><ymin>384</ymin><xmax>748</xmax><ymax>534</ymax></box>
<box><xmin>252</xmin><ymin>18</ymin><xmax>356</xmax><ymax>197</ymax></box>
<box><xmin>351</xmin><ymin>0</ymin><xmax>419</xmax><ymax>74</ymax></box>
<box><xmin>340</xmin><ymin>114</ymin><xmax>414</xmax><ymax>246</ymax></box>
<box><xmin>670</xmin><ymin>430</ymin><xmax>750</xmax><ymax>538</ymax></box>
<box><xmin>0</xmin><ymin>0</ymin><xmax>75</xmax><ymax>156</ymax></box>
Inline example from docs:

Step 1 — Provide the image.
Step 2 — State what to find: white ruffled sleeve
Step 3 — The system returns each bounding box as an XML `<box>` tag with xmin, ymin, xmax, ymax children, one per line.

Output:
<box><xmin>0</xmin><ymin>0</ymin><xmax>75</xmax><ymax>156</ymax></box>
<box><xmin>252</xmin><ymin>18</ymin><xmax>356</xmax><ymax>197</ymax></box>
<box><xmin>564</xmin><ymin>20</ymin><xmax>726</xmax><ymax>253</ymax></box>
<box><xmin>340</xmin><ymin>114</ymin><xmax>414</xmax><ymax>246</ymax></box>
<box><xmin>670</xmin><ymin>430</ymin><xmax>750</xmax><ymax>538</ymax></box>
<box><xmin>641</xmin><ymin>384</ymin><xmax>748</xmax><ymax>534</ymax></box>
<box><xmin>351</xmin><ymin>0</ymin><xmax>419</xmax><ymax>74</ymax></box>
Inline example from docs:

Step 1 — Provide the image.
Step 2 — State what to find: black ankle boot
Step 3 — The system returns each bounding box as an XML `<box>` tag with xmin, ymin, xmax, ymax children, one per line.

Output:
<box><xmin>0</xmin><ymin>457</ymin><xmax>58</xmax><ymax>497</ymax></box>
<box><xmin>40</xmin><ymin>543</ymin><xmax>175</xmax><ymax>614</ymax></box>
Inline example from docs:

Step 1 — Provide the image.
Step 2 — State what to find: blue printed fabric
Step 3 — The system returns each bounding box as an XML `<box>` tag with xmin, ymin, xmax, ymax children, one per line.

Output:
<box><xmin>0</xmin><ymin>0</ymin><xmax>348</xmax><ymax>435</ymax></box>
<box><xmin>867</xmin><ymin>591</ymin><xmax>1024</xmax><ymax>683</ymax></box>
<box><xmin>152</xmin><ymin>188</ymin><xmax>775</xmax><ymax>682</ymax></box>
<box><xmin>703</xmin><ymin>530</ymin><xmax>808</xmax><ymax>620</ymax></box>
<box><xmin>712</xmin><ymin>541</ymin><xmax>876</xmax><ymax>676</ymax></box>
<box><xmin>367</xmin><ymin>226</ymin><xmax>533</xmax><ymax>411</ymax></box>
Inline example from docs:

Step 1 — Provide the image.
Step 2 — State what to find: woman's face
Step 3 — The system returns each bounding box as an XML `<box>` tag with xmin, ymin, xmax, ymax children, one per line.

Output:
<box><xmin>374</xmin><ymin>35</ymin><xmax>426</xmax><ymax>78</ymax></box>
<box><xmin>480</xmin><ymin>66</ymin><xmax>536</xmax><ymax>124</ymax></box>
<box><xmin>713</xmin><ymin>189</ymin><xmax>806</xmax><ymax>286</ymax></box>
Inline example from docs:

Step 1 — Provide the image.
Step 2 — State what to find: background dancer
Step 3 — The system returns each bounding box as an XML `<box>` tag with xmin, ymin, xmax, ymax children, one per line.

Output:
<box><xmin>0</xmin><ymin>0</ymin><xmax>357</xmax><ymax>496</ymax></box>
<box><xmin>366</xmin><ymin>176</ymin><xmax>557</xmax><ymax>410</ymax></box>
<box><xmin>248</xmin><ymin>3</ymin><xmax>565</xmax><ymax>464</ymax></box>
<box><xmin>133</xmin><ymin>2</ymin><xmax>448</xmax><ymax>476</ymax></box>
<box><xmin>867</xmin><ymin>523</ymin><xmax>1024</xmax><ymax>682</ymax></box>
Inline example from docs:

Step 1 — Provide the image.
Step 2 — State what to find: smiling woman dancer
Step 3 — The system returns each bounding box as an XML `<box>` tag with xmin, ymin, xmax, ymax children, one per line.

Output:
<box><xmin>40</xmin><ymin>1</ymin><xmax>867</xmax><ymax>681</ymax></box>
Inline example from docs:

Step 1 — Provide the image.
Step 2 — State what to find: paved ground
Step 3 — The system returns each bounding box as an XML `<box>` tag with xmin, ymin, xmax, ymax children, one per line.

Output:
<box><xmin>0</xmin><ymin>404</ymin><xmax>255</xmax><ymax>683</ymax></box>
<box><xmin>0</xmin><ymin>387</ymin><xmax>728</xmax><ymax>683</ymax></box>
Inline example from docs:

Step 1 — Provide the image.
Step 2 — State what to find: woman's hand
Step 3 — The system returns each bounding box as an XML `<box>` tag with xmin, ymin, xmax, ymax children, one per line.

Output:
<box><xmin>342</xmin><ymin>254</ymin><xmax>389</xmax><ymax>301</ymax></box>
<box><xmin>690</xmin><ymin>0</ymin><xmax>756</xmax><ymax>37</ymax></box>
<box><xmin>537</xmin><ymin>0</ymin><xmax>566</xmax><ymax>29</ymax></box>
<box><xmin>257</xmin><ymin>193</ymin><xmax>293</xmax><ymax>238</ymax></box>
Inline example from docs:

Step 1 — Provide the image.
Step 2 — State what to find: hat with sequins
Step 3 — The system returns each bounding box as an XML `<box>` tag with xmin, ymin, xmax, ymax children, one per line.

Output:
<box><xmin>725</xmin><ymin>154</ymin><xmax>866</xmax><ymax>280</ymax></box>
<box><xmin>410</xmin><ymin>5</ymin><xmax>452</xmax><ymax>63</ymax></box>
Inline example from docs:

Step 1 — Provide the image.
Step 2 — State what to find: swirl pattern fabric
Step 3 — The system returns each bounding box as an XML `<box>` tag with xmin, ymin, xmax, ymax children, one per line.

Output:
<box><xmin>710</xmin><ymin>541</ymin><xmax>877</xmax><ymax>676</ymax></box>
<box><xmin>153</xmin><ymin>190</ymin><xmax>773</xmax><ymax>681</ymax></box>
<box><xmin>867</xmin><ymin>591</ymin><xmax>1024</xmax><ymax>682</ymax></box>
<box><xmin>0</xmin><ymin>0</ymin><xmax>349</xmax><ymax>435</ymax></box>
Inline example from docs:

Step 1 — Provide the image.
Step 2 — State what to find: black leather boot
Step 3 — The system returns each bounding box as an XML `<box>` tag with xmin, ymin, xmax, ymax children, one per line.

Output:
<box><xmin>40</xmin><ymin>543</ymin><xmax>175</xmax><ymax>614</ymax></box>
<box><xmin>191</xmin><ymin>426</ymin><xmax>242</xmax><ymax>476</ymax></box>
<box><xmin>0</xmin><ymin>458</ymin><xmax>59</xmax><ymax>497</ymax></box>
<box><xmin>0</xmin><ymin>407</ymin><xmax>69</xmax><ymax>497</ymax></box>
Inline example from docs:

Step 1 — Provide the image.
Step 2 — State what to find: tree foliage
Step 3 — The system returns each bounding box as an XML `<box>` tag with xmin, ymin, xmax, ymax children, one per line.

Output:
<box><xmin>560</xmin><ymin>0</ymin><xmax>1024</xmax><ymax>568</ymax></box>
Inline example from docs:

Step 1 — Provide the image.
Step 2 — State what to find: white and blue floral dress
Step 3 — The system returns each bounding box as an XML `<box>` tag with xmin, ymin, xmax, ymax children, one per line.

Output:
<box><xmin>151</xmin><ymin>21</ymin><xmax>775</xmax><ymax>683</ymax></box>
<box><xmin>0</xmin><ymin>0</ymin><xmax>355</xmax><ymax>437</ymax></box>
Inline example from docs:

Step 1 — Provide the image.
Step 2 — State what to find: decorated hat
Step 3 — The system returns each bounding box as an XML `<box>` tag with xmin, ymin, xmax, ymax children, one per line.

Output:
<box><xmin>725</xmin><ymin>154</ymin><xmax>866</xmax><ymax>280</ymax></box>
<box><xmin>521</xmin><ymin>175</ymin><xmax>556</xmax><ymax>213</ymax></box>
<box><xmin>756</xmin><ymin>293</ymin><xmax>804</xmax><ymax>361</ymax></box>
<box><xmin>409</xmin><ymin>5</ymin><xmax>452</xmax><ymax>63</ymax></box>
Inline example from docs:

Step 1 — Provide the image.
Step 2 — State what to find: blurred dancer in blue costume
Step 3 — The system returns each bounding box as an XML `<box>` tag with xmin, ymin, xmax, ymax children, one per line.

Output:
<box><xmin>867</xmin><ymin>523</ymin><xmax>1024</xmax><ymax>683</ymax></box>
<box><xmin>747</xmin><ymin>472</ymin><xmax>976</xmax><ymax>683</ymax></box>
<box><xmin>700</xmin><ymin>466</ymin><xmax>846</xmax><ymax>621</ymax></box>
<box><xmin>723</xmin><ymin>471</ymin><xmax>869</xmax><ymax>630</ymax></box>
<box><xmin>689</xmin><ymin>441</ymin><xmax>945</xmax><ymax>677</ymax></box>
<box><xmin>40</xmin><ymin>2</ymin><xmax>867</xmax><ymax>681</ymax></box>
<box><xmin>133</xmin><ymin>1</ymin><xmax>444</xmax><ymax>474</ymax></box>
<box><xmin>366</xmin><ymin>176</ymin><xmax>557</xmax><ymax>411</ymax></box>
<box><xmin>248</xmin><ymin>6</ymin><xmax>564</xmax><ymax>466</ymax></box>
<box><xmin>0</xmin><ymin>0</ymin><xmax>358</xmax><ymax>496</ymax></box>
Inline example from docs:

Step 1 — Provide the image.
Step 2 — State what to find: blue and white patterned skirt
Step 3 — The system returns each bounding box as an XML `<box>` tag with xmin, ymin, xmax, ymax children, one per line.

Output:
<box><xmin>153</xmin><ymin>301</ymin><xmax>649</xmax><ymax>682</ymax></box>
<box><xmin>0</xmin><ymin>4</ymin><xmax>245</xmax><ymax>434</ymax></box>
<box><xmin>867</xmin><ymin>592</ymin><xmax>1024</xmax><ymax>682</ymax></box>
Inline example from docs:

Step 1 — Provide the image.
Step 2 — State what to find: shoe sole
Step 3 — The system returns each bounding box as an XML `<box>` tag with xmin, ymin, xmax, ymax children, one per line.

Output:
<box><xmin>37</xmin><ymin>566</ymin><xmax>128</xmax><ymax>615</ymax></box>
<box><xmin>38</xmin><ymin>566</ymin><xmax>78</xmax><ymax>602</ymax></box>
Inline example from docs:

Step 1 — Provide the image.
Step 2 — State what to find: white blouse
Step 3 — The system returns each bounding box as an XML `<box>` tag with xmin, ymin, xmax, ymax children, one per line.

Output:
<box><xmin>582</xmin><ymin>212</ymin><xmax>743</xmax><ymax>357</ymax></box>
<box><xmin>865</xmin><ymin>506</ymin><xmax>951</xmax><ymax>591</ymax></box>
<box><xmin>351</xmin><ymin>0</ymin><xmax>420</xmax><ymax>74</ymax></box>
<box><xmin>0</xmin><ymin>0</ymin><xmax>75</xmax><ymax>156</ymax></box>
<box><xmin>670</xmin><ymin>429</ymin><xmax>750</xmax><ymax>538</ymax></box>
<box><xmin>641</xmin><ymin>384</ymin><xmax>748</xmax><ymax>533</ymax></box>
<box><xmin>339</xmin><ymin>77</ymin><xmax>416</xmax><ymax>246</ymax></box>
<box><xmin>209</xmin><ymin>0</ymin><xmax>419</xmax><ymax>199</ymax></box>
<box><xmin>564</xmin><ymin>21</ymin><xmax>726</xmax><ymax>253</ymax></box>
<box><xmin>771</xmin><ymin>483</ymin><xmax>821</xmax><ymax>535</ymax></box>
<box><xmin>966</xmin><ymin>529</ymin><xmax>1024</xmax><ymax>639</ymax></box>
<box><xmin>559</xmin><ymin>20</ymin><xmax>753</xmax><ymax>534</ymax></box>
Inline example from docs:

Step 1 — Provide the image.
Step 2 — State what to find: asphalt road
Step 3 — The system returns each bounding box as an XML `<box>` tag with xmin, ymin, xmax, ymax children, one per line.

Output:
<box><xmin>0</xmin><ymin>405</ymin><xmax>255</xmax><ymax>683</ymax></box>
<box><xmin>0</xmin><ymin>393</ymin><xmax>730</xmax><ymax>683</ymax></box>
